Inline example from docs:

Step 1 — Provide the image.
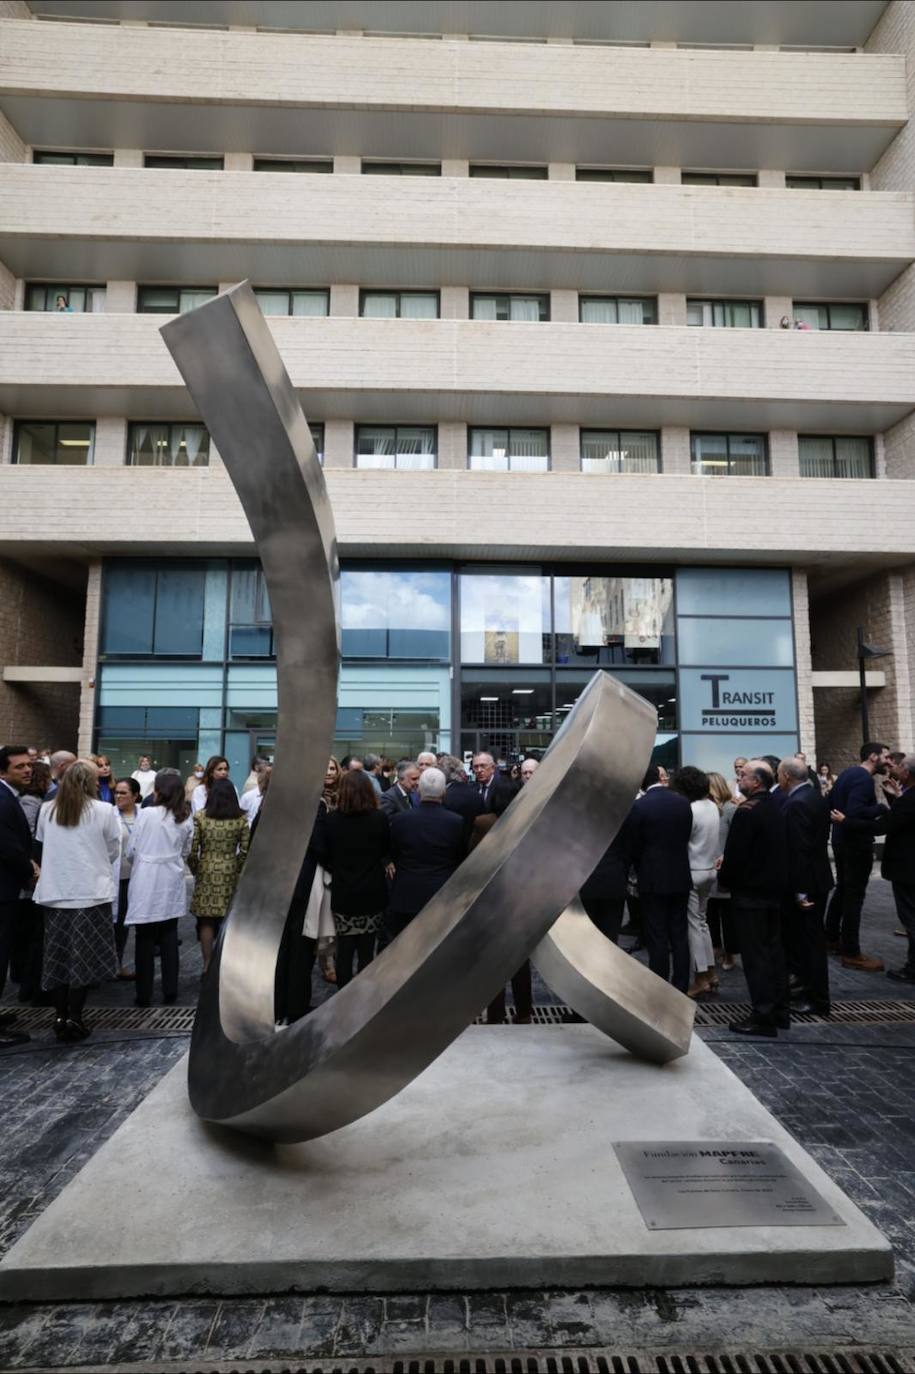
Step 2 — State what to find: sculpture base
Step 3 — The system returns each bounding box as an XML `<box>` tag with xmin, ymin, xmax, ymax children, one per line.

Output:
<box><xmin>0</xmin><ymin>1028</ymin><xmax>891</xmax><ymax>1299</ymax></box>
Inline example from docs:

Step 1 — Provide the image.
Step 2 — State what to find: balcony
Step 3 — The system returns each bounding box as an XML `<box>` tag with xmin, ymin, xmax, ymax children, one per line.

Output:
<box><xmin>24</xmin><ymin>1</ymin><xmax>891</xmax><ymax>49</ymax></box>
<box><xmin>0</xmin><ymin>313</ymin><xmax>913</xmax><ymax>432</ymax></box>
<box><xmin>1</xmin><ymin>166</ymin><xmax>912</xmax><ymax>298</ymax></box>
<box><xmin>0</xmin><ymin>18</ymin><xmax>904</xmax><ymax>171</ymax></box>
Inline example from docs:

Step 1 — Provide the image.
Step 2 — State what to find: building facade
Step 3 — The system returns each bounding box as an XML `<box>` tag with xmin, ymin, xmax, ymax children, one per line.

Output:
<box><xmin>0</xmin><ymin>0</ymin><xmax>914</xmax><ymax>778</ymax></box>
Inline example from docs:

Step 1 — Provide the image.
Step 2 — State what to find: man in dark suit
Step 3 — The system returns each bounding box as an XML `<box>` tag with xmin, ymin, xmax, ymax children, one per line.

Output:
<box><xmin>380</xmin><ymin>760</ymin><xmax>419</xmax><ymax>820</ymax></box>
<box><xmin>628</xmin><ymin>765</ymin><xmax>692</xmax><ymax>991</ymax></box>
<box><xmin>0</xmin><ymin>745</ymin><xmax>35</xmax><ymax>1046</ymax></box>
<box><xmin>386</xmin><ymin>767</ymin><xmax>466</xmax><ymax>940</ymax></box>
<box><xmin>580</xmin><ymin>808</ymin><xmax>634</xmax><ymax>944</ymax></box>
<box><xmin>440</xmin><ymin>755</ymin><xmax>484</xmax><ymax>844</ymax></box>
<box><xmin>719</xmin><ymin>760</ymin><xmax>790</xmax><ymax>1036</ymax></box>
<box><xmin>777</xmin><ymin>757</ymin><xmax>833</xmax><ymax>1016</ymax></box>
<box><xmin>825</xmin><ymin>741</ymin><xmax>891</xmax><ymax>971</ymax></box>
<box><xmin>832</xmin><ymin>752</ymin><xmax>915</xmax><ymax>985</ymax></box>
<box><xmin>471</xmin><ymin>752</ymin><xmax>517</xmax><ymax>817</ymax></box>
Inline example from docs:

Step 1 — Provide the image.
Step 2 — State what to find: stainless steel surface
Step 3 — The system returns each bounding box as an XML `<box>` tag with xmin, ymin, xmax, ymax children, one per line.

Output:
<box><xmin>614</xmin><ymin>1142</ymin><xmax>846</xmax><ymax>1231</ymax></box>
<box><xmin>161</xmin><ymin>282</ymin><xmax>691</xmax><ymax>1145</ymax></box>
<box><xmin>532</xmin><ymin>901</ymin><xmax>693</xmax><ymax>1063</ymax></box>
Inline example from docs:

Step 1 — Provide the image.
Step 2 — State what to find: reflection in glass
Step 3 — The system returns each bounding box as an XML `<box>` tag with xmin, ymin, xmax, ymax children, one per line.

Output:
<box><xmin>127</xmin><ymin>423</ymin><xmax>210</xmax><ymax>467</ymax></box>
<box><xmin>342</xmin><ymin>569</ymin><xmax>451</xmax><ymax>659</ymax></box>
<box><xmin>468</xmin><ymin>428</ymin><xmax>549</xmax><ymax>473</ymax></box>
<box><xmin>334</xmin><ymin>707</ymin><xmax>441</xmax><ymax>761</ymax></box>
<box><xmin>580</xmin><ymin>430</ymin><xmax>659</xmax><ymax>474</ymax></box>
<box><xmin>553</xmin><ymin>576</ymin><xmax>674</xmax><ymax>666</ymax></box>
<box><xmin>229</xmin><ymin>563</ymin><xmax>273</xmax><ymax>658</ymax></box>
<box><xmin>355</xmin><ymin>425</ymin><xmax>436</xmax><ymax>470</ymax></box>
<box><xmin>691</xmin><ymin>432</ymin><xmax>766</xmax><ymax>477</ymax></box>
<box><xmin>799</xmin><ymin>435</ymin><xmax>873</xmax><ymax>479</ymax></box>
<box><xmin>460</xmin><ymin>572</ymin><xmax>548</xmax><ymax>664</ymax></box>
<box><xmin>13</xmin><ymin>420</ymin><xmax>95</xmax><ymax>466</ymax></box>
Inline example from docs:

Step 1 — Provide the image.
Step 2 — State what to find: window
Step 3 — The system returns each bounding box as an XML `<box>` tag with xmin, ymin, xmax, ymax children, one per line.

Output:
<box><xmin>360</xmin><ymin>290</ymin><xmax>439</xmax><ymax>319</ymax></box>
<box><xmin>252</xmin><ymin>158</ymin><xmax>333</xmax><ymax>173</ymax></box>
<box><xmin>355</xmin><ymin>425</ymin><xmax>436</xmax><ymax>470</ymax></box>
<box><xmin>686</xmin><ymin>299</ymin><xmax>762</xmax><ymax>328</ymax></box>
<box><xmin>101</xmin><ymin>564</ymin><xmax>206</xmax><ymax>657</ymax></box>
<box><xmin>552</xmin><ymin>575</ymin><xmax>675</xmax><ymax>666</ymax></box>
<box><xmin>13</xmin><ymin>420</ymin><xmax>95</xmax><ymax>466</ymax></box>
<box><xmin>229</xmin><ymin>563</ymin><xmax>273</xmax><ymax>658</ymax></box>
<box><xmin>576</xmin><ymin>167</ymin><xmax>653</xmax><ymax>183</ymax></box>
<box><xmin>341</xmin><ymin>568</ymin><xmax>451</xmax><ymax>659</ymax></box>
<box><xmin>32</xmin><ymin>150</ymin><xmax>113</xmax><ymax>167</ymax></box>
<box><xmin>309</xmin><ymin>423</ymin><xmax>324</xmax><ymax>465</ymax></box>
<box><xmin>681</xmin><ymin>172</ymin><xmax>757</xmax><ymax>187</ymax></box>
<box><xmin>253</xmin><ymin>288</ymin><xmax>329</xmax><ymax>316</ymax></box>
<box><xmin>469</xmin><ymin>164</ymin><xmax>548</xmax><ymax>179</ymax></box>
<box><xmin>579</xmin><ymin>296</ymin><xmax>657</xmax><ymax>325</ymax></box>
<box><xmin>793</xmin><ymin>302</ymin><xmax>868</xmax><ymax>331</ymax></box>
<box><xmin>786</xmin><ymin>175</ymin><xmax>860</xmax><ymax>190</ymax></box>
<box><xmin>127</xmin><ymin>422</ymin><xmax>210</xmax><ymax>467</ymax></box>
<box><xmin>460</xmin><ymin>571</ymin><xmax>549</xmax><ymax>664</ymax></box>
<box><xmin>25</xmin><ymin>283</ymin><xmax>106</xmax><ymax>313</ymax></box>
<box><xmin>469</xmin><ymin>428</ymin><xmax>549</xmax><ymax>473</ymax></box>
<box><xmin>580</xmin><ymin>430</ymin><xmax>660</xmax><ymax>474</ymax></box>
<box><xmin>144</xmin><ymin>154</ymin><xmax>224</xmax><ymax>170</ymax></box>
<box><xmin>799</xmin><ymin>435</ymin><xmax>874</xmax><ymax>479</ymax></box>
<box><xmin>137</xmin><ymin>287</ymin><xmax>216</xmax><ymax>314</ymax></box>
<box><xmin>471</xmin><ymin>293</ymin><xmax>549</xmax><ymax>322</ymax></box>
<box><xmin>361</xmin><ymin>161</ymin><xmax>441</xmax><ymax>176</ymax></box>
<box><xmin>690</xmin><ymin>432</ymin><xmax>767</xmax><ymax>477</ymax></box>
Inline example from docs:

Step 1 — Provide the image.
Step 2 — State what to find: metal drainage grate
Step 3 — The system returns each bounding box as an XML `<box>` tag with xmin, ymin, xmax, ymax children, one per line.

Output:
<box><xmin>4</xmin><ymin>998</ymin><xmax>915</xmax><ymax>1036</ymax></box>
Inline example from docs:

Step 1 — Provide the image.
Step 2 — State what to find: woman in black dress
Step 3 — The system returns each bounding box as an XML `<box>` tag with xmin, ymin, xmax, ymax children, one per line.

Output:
<box><xmin>324</xmin><ymin>770</ymin><xmax>390</xmax><ymax>987</ymax></box>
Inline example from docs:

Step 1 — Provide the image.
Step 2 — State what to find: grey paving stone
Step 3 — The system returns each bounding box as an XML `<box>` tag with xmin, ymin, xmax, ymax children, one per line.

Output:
<box><xmin>246</xmin><ymin>1295</ymin><xmax>306</xmax><ymax>1356</ymax></box>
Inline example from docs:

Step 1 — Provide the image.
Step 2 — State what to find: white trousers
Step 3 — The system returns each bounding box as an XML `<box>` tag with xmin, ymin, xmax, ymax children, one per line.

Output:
<box><xmin>688</xmin><ymin>868</ymin><xmax>716</xmax><ymax>973</ymax></box>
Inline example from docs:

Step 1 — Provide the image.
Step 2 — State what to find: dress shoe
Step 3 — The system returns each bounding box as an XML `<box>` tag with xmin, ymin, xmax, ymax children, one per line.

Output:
<box><xmin>886</xmin><ymin>967</ymin><xmax>915</xmax><ymax>985</ymax></box>
<box><xmin>790</xmin><ymin>998</ymin><xmax>829</xmax><ymax>1016</ymax></box>
<box><xmin>826</xmin><ymin>941</ymin><xmax>840</xmax><ymax>955</ymax></box>
<box><xmin>0</xmin><ymin>1028</ymin><xmax>30</xmax><ymax>1047</ymax></box>
<box><xmin>729</xmin><ymin>1017</ymin><xmax>777</xmax><ymax>1038</ymax></box>
<box><xmin>841</xmin><ymin>952</ymin><xmax>885</xmax><ymax>972</ymax></box>
<box><xmin>773</xmin><ymin>1013</ymin><xmax>791</xmax><ymax>1030</ymax></box>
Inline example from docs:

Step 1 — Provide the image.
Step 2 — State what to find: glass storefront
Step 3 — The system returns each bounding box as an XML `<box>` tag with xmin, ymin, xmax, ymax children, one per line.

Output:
<box><xmin>95</xmin><ymin>559</ymin><xmax>798</xmax><ymax>782</ymax></box>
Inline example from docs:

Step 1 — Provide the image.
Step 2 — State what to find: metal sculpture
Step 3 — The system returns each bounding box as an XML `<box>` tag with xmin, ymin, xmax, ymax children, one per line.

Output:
<box><xmin>161</xmin><ymin>284</ymin><xmax>693</xmax><ymax>1145</ymax></box>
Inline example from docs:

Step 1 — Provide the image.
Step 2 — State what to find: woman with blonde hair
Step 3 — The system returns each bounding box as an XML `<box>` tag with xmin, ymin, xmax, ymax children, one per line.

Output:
<box><xmin>34</xmin><ymin>759</ymin><xmax>121</xmax><ymax>1041</ymax></box>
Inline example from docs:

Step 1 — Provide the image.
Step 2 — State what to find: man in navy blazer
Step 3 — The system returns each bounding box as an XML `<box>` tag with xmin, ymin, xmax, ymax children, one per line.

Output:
<box><xmin>628</xmin><ymin>765</ymin><xmax>692</xmax><ymax>992</ymax></box>
<box><xmin>386</xmin><ymin>767</ymin><xmax>466</xmax><ymax>940</ymax></box>
<box><xmin>778</xmin><ymin>757</ymin><xmax>833</xmax><ymax>1015</ymax></box>
<box><xmin>0</xmin><ymin>745</ymin><xmax>36</xmax><ymax>1046</ymax></box>
<box><xmin>825</xmin><ymin>741</ymin><xmax>892</xmax><ymax>972</ymax></box>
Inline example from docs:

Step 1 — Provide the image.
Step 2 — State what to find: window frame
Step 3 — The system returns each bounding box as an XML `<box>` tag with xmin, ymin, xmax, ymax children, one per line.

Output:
<box><xmin>99</xmin><ymin>562</ymin><xmax>207</xmax><ymax>661</ymax></box>
<box><xmin>361</xmin><ymin>160</ymin><xmax>442</xmax><ymax>176</ymax></box>
<box><xmin>578</xmin><ymin>295</ymin><xmax>658</xmax><ymax>325</ymax></box>
<box><xmin>579</xmin><ymin>429</ymin><xmax>661</xmax><ymax>474</ymax></box>
<box><xmin>136</xmin><ymin>286</ymin><xmax>218</xmax><ymax>315</ymax></box>
<box><xmin>12</xmin><ymin>419</ymin><xmax>96</xmax><ymax>467</ymax></box>
<box><xmin>575</xmin><ymin>167</ymin><xmax>653</xmax><ymax>183</ymax></box>
<box><xmin>686</xmin><ymin>298</ymin><xmax>764</xmax><ymax>328</ymax></box>
<box><xmin>785</xmin><ymin>175</ymin><xmax>861</xmax><ymax>190</ymax></box>
<box><xmin>467</xmin><ymin>426</ymin><xmax>551</xmax><ymax>473</ymax></box>
<box><xmin>354</xmin><ymin>423</ymin><xmax>438</xmax><ymax>471</ymax></box>
<box><xmin>252</xmin><ymin>157</ymin><xmax>333</xmax><ymax>173</ymax></box>
<box><xmin>309</xmin><ymin>423</ymin><xmax>324</xmax><ymax>465</ymax></box>
<box><xmin>32</xmin><ymin>150</ymin><xmax>114</xmax><ymax>167</ymax></box>
<box><xmin>359</xmin><ymin>289</ymin><xmax>441</xmax><ymax>319</ymax></box>
<box><xmin>681</xmin><ymin>171</ymin><xmax>758</xmax><ymax>187</ymax></box>
<box><xmin>470</xmin><ymin>291</ymin><xmax>550</xmax><ymax>322</ymax></box>
<box><xmin>252</xmin><ymin>287</ymin><xmax>330</xmax><ymax>317</ymax></box>
<box><xmin>468</xmin><ymin>163</ymin><xmax>549</xmax><ymax>180</ymax></box>
<box><xmin>689</xmin><ymin>431</ymin><xmax>769</xmax><ymax>477</ymax></box>
<box><xmin>126</xmin><ymin>421</ymin><xmax>211</xmax><ymax>468</ymax></box>
<box><xmin>144</xmin><ymin>154</ymin><xmax>225</xmax><ymax>170</ymax></box>
<box><xmin>24</xmin><ymin>282</ymin><xmax>106</xmax><ymax>313</ymax></box>
<box><xmin>798</xmin><ymin>434</ymin><xmax>875</xmax><ymax>479</ymax></box>
<box><xmin>792</xmin><ymin>301</ymin><xmax>869</xmax><ymax>332</ymax></box>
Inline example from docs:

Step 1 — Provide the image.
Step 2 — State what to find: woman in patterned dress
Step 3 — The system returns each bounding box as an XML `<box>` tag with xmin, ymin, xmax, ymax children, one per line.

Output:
<box><xmin>34</xmin><ymin>759</ymin><xmax>121</xmax><ymax>1042</ymax></box>
<box><xmin>188</xmin><ymin>778</ymin><xmax>250</xmax><ymax>973</ymax></box>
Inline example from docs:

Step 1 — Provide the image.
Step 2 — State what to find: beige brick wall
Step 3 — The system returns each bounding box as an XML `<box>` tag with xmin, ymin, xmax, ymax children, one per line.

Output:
<box><xmin>437</xmin><ymin>421</ymin><xmax>466</xmax><ymax>471</ymax></box>
<box><xmin>879</xmin><ymin>265</ymin><xmax>915</xmax><ymax>333</ymax></box>
<box><xmin>0</xmin><ymin>559</ymin><xmax>85</xmax><ymax>748</ymax></box>
<box><xmin>105</xmin><ymin>281</ymin><xmax>136</xmax><ymax>312</ymax></box>
<box><xmin>0</xmin><ymin>259</ymin><xmax>15</xmax><ymax>310</ymax></box>
<box><xmin>769</xmin><ymin>431</ymin><xmax>799</xmax><ymax>477</ymax></box>
<box><xmin>884</xmin><ymin>410</ymin><xmax>915</xmax><ymax>477</ymax></box>
<box><xmin>93</xmin><ymin>417</ymin><xmax>128</xmax><ymax>467</ymax></box>
<box><xmin>0</xmin><ymin>2</ymin><xmax>31</xmax><ymax>17</ymax></box>
<box><xmin>867</xmin><ymin>1</ymin><xmax>915</xmax><ymax>194</ymax></box>
<box><xmin>0</xmin><ymin>108</ymin><xmax>25</xmax><ymax>163</ymax></box>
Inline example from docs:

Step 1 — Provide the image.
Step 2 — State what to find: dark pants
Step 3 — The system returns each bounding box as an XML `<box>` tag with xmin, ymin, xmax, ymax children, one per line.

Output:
<box><xmin>335</xmin><ymin>933</ymin><xmax>375</xmax><ymax>988</ymax></box>
<box><xmin>274</xmin><ymin>896</ymin><xmax>317</xmax><ymax>1024</ymax></box>
<box><xmin>825</xmin><ymin>846</ymin><xmax>873</xmax><ymax>956</ymax></box>
<box><xmin>892</xmin><ymin>882</ymin><xmax>915</xmax><ymax>972</ymax></box>
<box><xmin>488</xmin><ymin>960</ymin><xmax>533</xmax><ymax>1022</ymax></box>
<box><xmin>115</xmin><ymin>877</ymin><xmax>131</xmax><ymax>965</ymax></box>
<box><xmin>733</xmin><ymin>898</ymin><xmax>788</xmax><ymax>1027</ymax></box>
<box><xmin>0</xmin><ymin>899</ymin><xmax>17</xmax><ymax>1000</ymax></box>
<box><xmin>134</xmin><ymin>918</ymin><xmax>179</xmax><ymax>1006</ymax></box>
<box><xmin>641</xmin><ymin>892</ymin><xmax>690</xmax><ymax>992</ymax></box>
<box><xmin>707</xmin><ymin>897</ymin><xmax>738</xmax><ymax>956</ymax></box>
<box><xmin>781</xmin><ymin>893</ymin><xmax>830</xmax><ymax>1010</ymax></box>
<box><xmin>385</xmin><ymin>910</ymin><xmax>415</xmax><ymax>942</ymax></box>
<box><xmin>581</xmin><ymin>896</ymin><xmax>624</xmax><ymax>944</ymax></box>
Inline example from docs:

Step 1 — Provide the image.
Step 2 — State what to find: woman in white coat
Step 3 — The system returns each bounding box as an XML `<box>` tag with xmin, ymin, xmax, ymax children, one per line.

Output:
<box><xmin>127</xmin><ymin>771</ymin><xmax>193</xmax><ymax>1007</ymax></box>
<box><xmin>671</xmin><ymin>765</ymin><xmax>720</xmax><ymax>999</ymax></box>
<box><xmin>190</xmin><ymin>755</ymin><xmax>234</xmax><ymax>816</ymax></box>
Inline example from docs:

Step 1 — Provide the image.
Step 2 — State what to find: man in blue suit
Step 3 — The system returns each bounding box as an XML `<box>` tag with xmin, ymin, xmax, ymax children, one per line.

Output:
<box><xmin>0</xmin><ymin>745</ymin><xmax>36</xmax><ymax>1046</ymax></box>
<box><xmin>386</xmin><ymin>767</ymin><xmax>466</xmax><ymax>941</ymax></box>
<box><xmin>825</xmin><ymin>741</ymin><xmax>892</xmax><ymax>971</ymax></box>
<box><xmin>629</xmin><ymin>764</ymin><xmax>692</xmax><ymax>992</ymax></box>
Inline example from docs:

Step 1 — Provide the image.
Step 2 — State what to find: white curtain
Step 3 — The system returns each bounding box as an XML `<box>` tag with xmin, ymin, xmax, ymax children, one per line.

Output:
<box><xmin>473</xmin><ymin>297</ymin><xmax>499</xmax><ymax>320</ymax></box>
<box><xmin>581</xmin><ymin>299</ymin><xmax>618</xmax><ymax>324</ymax></box>
<box><xmin>617</xmin><ymin>299</ymin><xmax>646</xmax><ymax>324</ymax></box>
<box><xmin>182</xmin><ymin>426</ymin><xmax>206</xmax><ymax>466</ymax></box>
<box><xmin>394</xmin><ymin>427</ymin><xmax>435</xmax><ymax>470</ymax></box>
<box><xmin>130</xmin><ymin>424</ymin><xmax>151</xmax><ymax>465</ymax></box>
<box><xmin>621</xmin><ymin>432</ymin><xmax>659</xmax><ymax>473</ymax></box>
<box><xmin>357</xmin><ymin>427</ymin><xmax>397</xmax><ymax>469</ymax></box>
<box><xmin>509</xmin><ymin>429</ymin><xmax>548</xmax><ymax>471</ymax></box>
<box><xmin>362</xmin><ymin>295</ymin><xmax>397</xmax><ymax>319</ymax></box>
<box><xmin>794</xmin><ymin>304</ymin><xmax>824</xmax><ymax>330</ymax></box>
<box><xmin>799</xmin><ymin>437</ymin><xmax>836</xmax><ymax>478</ymax></box>
<box><xmin>401</xmin><ymin>294</ymin><xmax>438</xmax><ymax>319</ymax></box>
<box><xmin>292</xmin><ymin>292</ymin><xmax>328</xmax><ymax>317</ymax></box>
<box><xmin>510</xmin><ymin>297</ymin><xmax>541</xmax><ymax>322</ymax></box>
<box><xmin>835</xmin><ymin>437</ymin><xmax>872</xmax><ymax>479</ymax></box>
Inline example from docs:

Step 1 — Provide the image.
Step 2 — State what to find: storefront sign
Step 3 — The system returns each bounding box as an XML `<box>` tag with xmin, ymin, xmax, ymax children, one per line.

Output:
<box><xmin>614</xmin><ymin>1142</ymin><xmax>844</xmax><ymax>1230</ymax></box>
<box><xmin>678</xmin><ymin>668</ymin><xmax>797</xmax><ymax>734</ymax></box>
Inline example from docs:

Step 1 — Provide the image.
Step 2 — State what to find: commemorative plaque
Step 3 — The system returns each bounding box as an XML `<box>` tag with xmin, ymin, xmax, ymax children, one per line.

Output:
<box><xmin>614</xmin><ymin>1142</ymin><xmax>845</xmax><ymax>1230</ymax></box>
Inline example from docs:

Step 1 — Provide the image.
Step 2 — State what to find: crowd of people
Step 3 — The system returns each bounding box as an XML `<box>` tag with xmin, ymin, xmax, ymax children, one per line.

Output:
<box><xmin>0</xmin><ymin>735</ymin><xmax>912</xmax><ymax>1047</ymax></box>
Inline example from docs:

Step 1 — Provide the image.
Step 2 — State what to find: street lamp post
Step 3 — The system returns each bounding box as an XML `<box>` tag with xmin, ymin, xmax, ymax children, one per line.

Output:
<box><xmin>856</xmin><ymin>626</ymin><xmax>890</xmax><ymax>748</ymax></box>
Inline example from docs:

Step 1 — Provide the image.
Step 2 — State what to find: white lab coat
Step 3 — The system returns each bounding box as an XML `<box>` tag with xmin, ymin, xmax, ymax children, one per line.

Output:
<box><xmin>125</xmin><ymin>806</ymin><xmax>193</xmax><ymax>924</ymax></box>
<box><xmin>34</xmin><ymin>799</ymin><xmax>121</xmax><ymax>908</ymax></box>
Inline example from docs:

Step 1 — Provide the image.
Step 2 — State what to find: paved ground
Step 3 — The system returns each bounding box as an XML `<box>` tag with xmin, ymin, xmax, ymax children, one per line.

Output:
<box><xmin>0</xmin><ymin>879</ymin><xmax>914</xmax><ymax>1369</ymax></box>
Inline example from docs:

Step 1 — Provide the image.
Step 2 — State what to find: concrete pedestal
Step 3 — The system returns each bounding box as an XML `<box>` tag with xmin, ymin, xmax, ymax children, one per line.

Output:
<box><xmin>0</xmin><ymin>1028</ymin><xmax>891</xmax><ymax>1299</ymax></box>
